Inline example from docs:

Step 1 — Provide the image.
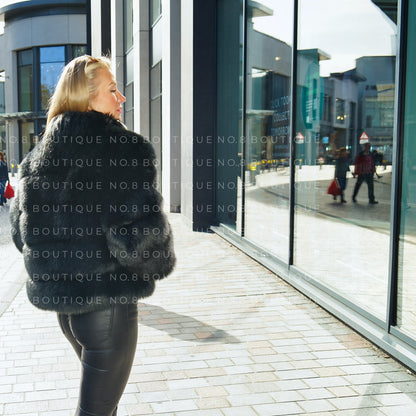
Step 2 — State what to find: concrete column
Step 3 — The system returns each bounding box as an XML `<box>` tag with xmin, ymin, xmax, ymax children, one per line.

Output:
<box><xmin>133</xmin><ymin>0</ymin><xmax>150</xmax><ymax>138</ymax></box>
<box><xmin>162</xmin><ymin>0</ymin><xmax>181</xmax><ymax>212</ymax></box>
<box><xmin>90</xmin><ymin>0</ymin><xmax>102</xmax><ymax>56</ymax></box>
<box><xmin>111</xmin><ymin>0</ymin><xmax>124</xmax><ymax>92</ymax></box>
<box><xmin>180</xmin><ymin>0</ymin><xmax>194</xmax><ymax>225</ymax></box>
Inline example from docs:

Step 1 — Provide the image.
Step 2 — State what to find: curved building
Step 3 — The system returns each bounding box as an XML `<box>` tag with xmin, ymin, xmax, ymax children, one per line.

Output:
<box><xmin>0</xmin><ymin>0</ymin><xmax>87</xmax><ymax>169</ymax></box>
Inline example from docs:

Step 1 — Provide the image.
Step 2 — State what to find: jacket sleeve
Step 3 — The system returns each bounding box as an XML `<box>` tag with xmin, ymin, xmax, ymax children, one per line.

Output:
<box><xmin>104</xmin><ymin>206</ymin><xmax>175</xmax><ymax>280</ymax></box>
<box><xmin>102</xmin><ymin>135</ymin><xmax>175</xmax><ymax>280</ymax></box>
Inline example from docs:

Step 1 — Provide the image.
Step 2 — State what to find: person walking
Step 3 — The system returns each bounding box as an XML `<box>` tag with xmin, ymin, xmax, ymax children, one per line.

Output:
<box><xmin>334</xmin><ymin>147</ymin><xmax>350</xmax><ymax>203</ymax></box>
<box><xmin>352</xmin><ymin>142</ymin><xmax>378</xmax><ymax>204</ymax></box>
<box><xmin>0</xmin><ymin>150</ymin><xmax>9</xmax><ymax>206</ymax></box>
<box><xmin>9</xmin><ymin>55</ymin><xmax>176</xmax><ymax>416</ymax></box>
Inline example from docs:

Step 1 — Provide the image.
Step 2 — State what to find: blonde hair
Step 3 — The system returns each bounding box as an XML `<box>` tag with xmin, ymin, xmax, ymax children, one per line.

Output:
<box><xmin>46</xmin><ymin>55</ymin><xmax>112</xmax><ymax>125</ymax></box>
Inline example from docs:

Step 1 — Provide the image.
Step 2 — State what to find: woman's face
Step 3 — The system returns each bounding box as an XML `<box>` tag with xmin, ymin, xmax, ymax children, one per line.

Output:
<box><xmin>88</xmin><ymin>68</ymin><xmax>126</xmax><ymax>120</ymax></box>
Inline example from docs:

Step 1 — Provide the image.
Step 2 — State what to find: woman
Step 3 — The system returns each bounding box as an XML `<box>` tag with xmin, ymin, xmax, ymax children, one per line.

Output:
<box><xmin>0</xmin><ymin>150</ymin><xmax>9</xmax><ymax>206</ymax></box>
<box><xmin>10</xmin><ymin>55</ymin><xmax>176</xmax><ymax>416</ymax></box>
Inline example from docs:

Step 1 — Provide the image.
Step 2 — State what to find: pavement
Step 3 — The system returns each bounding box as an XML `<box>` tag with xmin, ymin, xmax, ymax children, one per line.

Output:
<box><xmin>2</xmin><ymin>180</ymin><xmax>416</xmax><ymax>415</ymax></box>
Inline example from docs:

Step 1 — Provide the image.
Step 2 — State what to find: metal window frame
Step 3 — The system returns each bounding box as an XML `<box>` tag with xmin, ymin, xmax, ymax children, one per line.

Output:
<box><xmin>213</xmin><ymin>0</ymin><xmax>416</xmax><ymax>370</ymax></box>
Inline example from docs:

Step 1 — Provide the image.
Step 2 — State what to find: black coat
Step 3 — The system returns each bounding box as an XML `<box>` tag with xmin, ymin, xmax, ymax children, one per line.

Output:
<box><xmin>10</xmin><ymin>111</ymin><xmax>175</xmax><ymax>314</ymax></box>
<box><xmin>0</xmin><ymin>161</ymin><xmax>9</xmax><ymax>181</ymax></box>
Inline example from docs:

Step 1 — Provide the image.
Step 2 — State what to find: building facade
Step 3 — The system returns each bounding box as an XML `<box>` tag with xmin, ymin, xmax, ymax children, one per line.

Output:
<box><xmin>0</xmin><ymin>0</ymin><xmax>87</xmax><ymax>171</ymax></box>
<box><xmin>88</xmin><ymin>0</ymin><xmax>416</xmax><ymax>371</ymax></box>
<box><xmin>1</xmin><ymin>0</ymin><xmax>414</xmax><ymax>372</ymax></box>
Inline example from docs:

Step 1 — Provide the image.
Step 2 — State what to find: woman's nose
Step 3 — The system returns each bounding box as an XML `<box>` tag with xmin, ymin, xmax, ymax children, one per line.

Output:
<box><xmin>117</xmin><ymin>91</ymin><xmax>126</xmax><ymax>103</ymax></box>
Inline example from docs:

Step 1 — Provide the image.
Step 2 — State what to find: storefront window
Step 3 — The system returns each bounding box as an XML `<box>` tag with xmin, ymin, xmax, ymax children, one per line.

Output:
<box><xmin>40</xmin><ymin>46</ymin><xmax>65</xmax><ymax>110</ymax></box>
<box><xmin>19</xmin><ymin>120</ymin><xmax>35</xmax><ymax>157</ymax></box>
<box><xmin>243</xmin><ymin>0</ymin><xmax>293</xmax><ymax>259</ymax></box>
<box><xmin>216</xmin><ymin>0</ymin><xmax>244</xmax><ymax>229</ymax></box>
<box><xmin>397</xmin><ymin>0</ymin><xmax>416</xmax><ymax>338</ymax></box>
<box><xmin>18</xmin><ymin>49</ymin><xmax>33</xmax><ymax>111</ymax></box>
<box><xmin>294</xmin><ymin>0</ymin><xmax>397</xmax><ymax>320</ymax></box>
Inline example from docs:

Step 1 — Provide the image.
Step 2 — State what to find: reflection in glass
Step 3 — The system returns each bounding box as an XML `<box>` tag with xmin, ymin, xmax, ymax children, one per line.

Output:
<box><xmin>40</xmin><ymin>46</ymin><xmax>65</xmax><ymax>110</ymax></box>
<box><xmin>20</xmin><ymin>120</ymin><xmax>35</xmax><ymax>157</ymax></box>
<box><xmin>243</xmin><ymin>0</ymin><xmax>293</xmax><ymax>259</ymax></box>
<box><xmin>294</xmin><ymin>0</ymin><xmax>397</xmax><ymax>320</ymax></box>
<box><xmin>70</xmin><ymin>45</ymin><xmax>87</xmax><ymax>60</ymax></box>
<box><xmin>397</xmin><ymin>0</ymin><xmax>416</xmax><ymax>337</ymax></box>
<box><xmin>124</xmin><ymin>0</ymin><xmax>133</xmax><ymax>52</ymax></box>
<box><xmin>18</xmin><ymin>49</ymin><xmax>33</xmax><ymax>112</ymax></box>
<box><xmin>216</xmin><ymin>0</ymin><xmax>244</xmax><ymax>230</ymax></box>
<box><xmin>150</xmin><ymin>0</ymin><xmax>162</xmax><ymax>25</ymax></box>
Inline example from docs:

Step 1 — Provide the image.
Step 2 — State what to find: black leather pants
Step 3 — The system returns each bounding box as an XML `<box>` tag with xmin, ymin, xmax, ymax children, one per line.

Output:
<box><xmin>57</xmin><ymin>304</ymin><xmax>138</xmax><ymax>416</ymax></box>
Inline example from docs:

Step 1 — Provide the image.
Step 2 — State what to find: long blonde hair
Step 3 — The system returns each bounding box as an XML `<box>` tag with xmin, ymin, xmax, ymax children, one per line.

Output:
<box><xmin>46</xmin><ymin>55</ymin><xmax>111</xmax><ymax>125</ymax></box>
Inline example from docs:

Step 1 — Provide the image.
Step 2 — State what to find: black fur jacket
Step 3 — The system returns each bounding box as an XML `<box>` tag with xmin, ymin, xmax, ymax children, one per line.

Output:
<box><xmin>10</xmin><ymin>111</ymin><xmax>176</xmax><ymax>314</ymax></box>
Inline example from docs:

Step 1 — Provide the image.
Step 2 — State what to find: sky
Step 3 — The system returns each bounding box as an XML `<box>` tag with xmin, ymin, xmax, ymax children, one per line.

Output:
<box><xmin>253</xmin><ymin>0</ymin><xmax>397</xmax><ymax>76</ymax></box>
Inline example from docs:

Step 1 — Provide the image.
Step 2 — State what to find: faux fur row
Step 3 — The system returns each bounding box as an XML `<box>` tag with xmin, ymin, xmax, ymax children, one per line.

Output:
<box><xmin>10</xmin><ymin>111</ymin><xmax>175</xmax><ymax>314</ymax></box>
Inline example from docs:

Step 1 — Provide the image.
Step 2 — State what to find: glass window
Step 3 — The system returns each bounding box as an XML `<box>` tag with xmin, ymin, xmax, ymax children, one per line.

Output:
<box><xmin>397</xmin><ymin>0</ymin><xmax>416</xmax><ymax>338</ymax></box>
<box><xmin>0</xmin><ymin>125</ymin><xmax>6</xmax><ymax>154</ymax></box>
<box><xmin>216</xmin><ymin>0</ymin><xmax>244</xmax><ymax>230</ymax></box>
<box><xmin>151</xmin><ymin>18</ymin><xmax>163</xmax><ymax>66</ymax></box>
<box><xmin>0</xmin><ymin>71</ymin><xmax>5</xmax><ymax>113</ymax></box>
<box><xmin>19</xmin><ymin>120</ymin><xmax>35</xmax><ymax>158</ymax></box>
<box><xmin>294</xmin><ymin>0</ymin><xmax>397</xmax><ymax>320</ymax></box>
<box><xmin>124</xmin><ymin>82</ymin><xmax>134</xmax><ymax>130</ymax></box>
<box><xmin>18</xmin><ymin>49</ymin><xmax>33</xmax><ymax>112</ymax></box>
<box><xmin>40</xmin><ymin>46</ymin><xmax>65</xmax><ymax>110</ymax></box>
<box><xmin>150</xmin><ymin>62</ymin><xmax>162</xmax><ymax>191</ymax></box>
<box><xmin>243</xmin><ymin>0</ymin><xmax>294</xmax><ymax>259</ymax></box>
<box><xmin>124</xmin><ymin>0</ymin><xmax>133</xmax><ymax>52</ymax></box>
<box><xmin>70</xmin><ymin>45</ymin><xmax>87</xmax><ymax>60</ymax></box>
<box><xmin>150</xmin><ymin>0</ymin><xmax>162</xmax><ymax>26</ymax></box>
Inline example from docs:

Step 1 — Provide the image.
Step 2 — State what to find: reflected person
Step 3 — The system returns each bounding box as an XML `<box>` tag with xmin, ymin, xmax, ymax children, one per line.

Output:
<box><xmin>0</xmin><ymin>150</ymin><xmax>10</xmax><ymax>206</ymax></box>
<box><xmin>334</xmin><ymin>147</ymin><xmax>350</xmax><ymax>203</ymax></box>
<box><xmin>352</xmin><ymin>142</ymin><xmax>378</xmax><ymax>204</ymax></box>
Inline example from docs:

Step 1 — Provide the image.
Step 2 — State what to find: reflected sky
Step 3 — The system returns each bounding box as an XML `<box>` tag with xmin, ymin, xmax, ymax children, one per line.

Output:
<box><xmin>253</xmin><ymin>0</ymin><xmax>396</xmax><ymax>75</ymax></box>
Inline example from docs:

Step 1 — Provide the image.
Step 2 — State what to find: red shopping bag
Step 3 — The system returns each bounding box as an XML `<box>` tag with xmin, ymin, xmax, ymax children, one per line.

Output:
<box><xmin>327</xmin><ymin>179</ymin><xmax>341</xmax><ymax>196</ymax></box>
<box><xmin>3</xmin><ymin>182</ymin><xmax>15</xmax><ymax>199</ymax></box>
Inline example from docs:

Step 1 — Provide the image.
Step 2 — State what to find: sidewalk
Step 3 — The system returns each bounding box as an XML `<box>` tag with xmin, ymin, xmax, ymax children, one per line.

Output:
<box><xmin>1</xmin><ymin>213</ymin><xmax>416</xmax><ymax>415</ymax></box>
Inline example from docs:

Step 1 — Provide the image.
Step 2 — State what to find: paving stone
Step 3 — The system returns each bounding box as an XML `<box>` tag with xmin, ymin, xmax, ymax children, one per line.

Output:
<box><xmin>1</xmin><ymin>213</ymin><xmax>416</xmax><ymax>415</ymax></box>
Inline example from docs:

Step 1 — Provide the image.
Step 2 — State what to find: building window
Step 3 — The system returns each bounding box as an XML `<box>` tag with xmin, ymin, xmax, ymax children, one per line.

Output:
<box><xmin>15</xmin><ymin>44</ymin><xmax>86</xmax><ymax>160</ymax></box>
<box><xmin>323</xmin><ymin>94</ymin><xmax>332</xmax><ymax>123</ymax></box>
<box><xmin>336</xmin><ymin>98</ymin><xmax>345</xmax><ymax>124</ymax></box>
<box><xmin>40</xmin><ymin>46</ymin><xmax>66</xmax><ymax>110</ymax></box>
<box><xmin>150</xmin><ymin>61</ymin><xmax>162</xmax><ymax>190</ymax></box>
<box><xmin>18</xmin><ymin>45</ymin><xmax>86</xmax><ymax>114</ymax></box>
<box><xmin>19</xmin><ymin>120</ymin><xmax>35</xmax><ymax>157</ymax></box>
<box><xmin>397</xmin><ymin>0</ymin><xmax>416</xmax><ymax>338</ymax></box>
<box><xmin>123</xmin><ymin>0</ymin><xmax>134</xmax><ymax>130</ymax></box>
<box><xmin>17</xmin><ymin>49</ymin><xmax>33</xmax><ymax>112</ymax></box>
<box><xmin>124</xmin><ymin>0</ymin><xmax>133</xmax><ymax>52</ymax></box>
<box><xmin>150</xmin><ymin>0</ymin><xmax>162</xmax><ymax>25</ymax></box>
<box><xmin>69</xmin><ymin>45</ymin><xmax>87</xmax><ymax>60</ymax></box>
<box><xmin>0</xmin><ymin>71</ymin><xmax>5</xmax><ymax>114</ymax></box>
<box><xmin>295</xmin><ymin>0</ymin><xmax>397</xmax><ymax>323</ymax></box>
